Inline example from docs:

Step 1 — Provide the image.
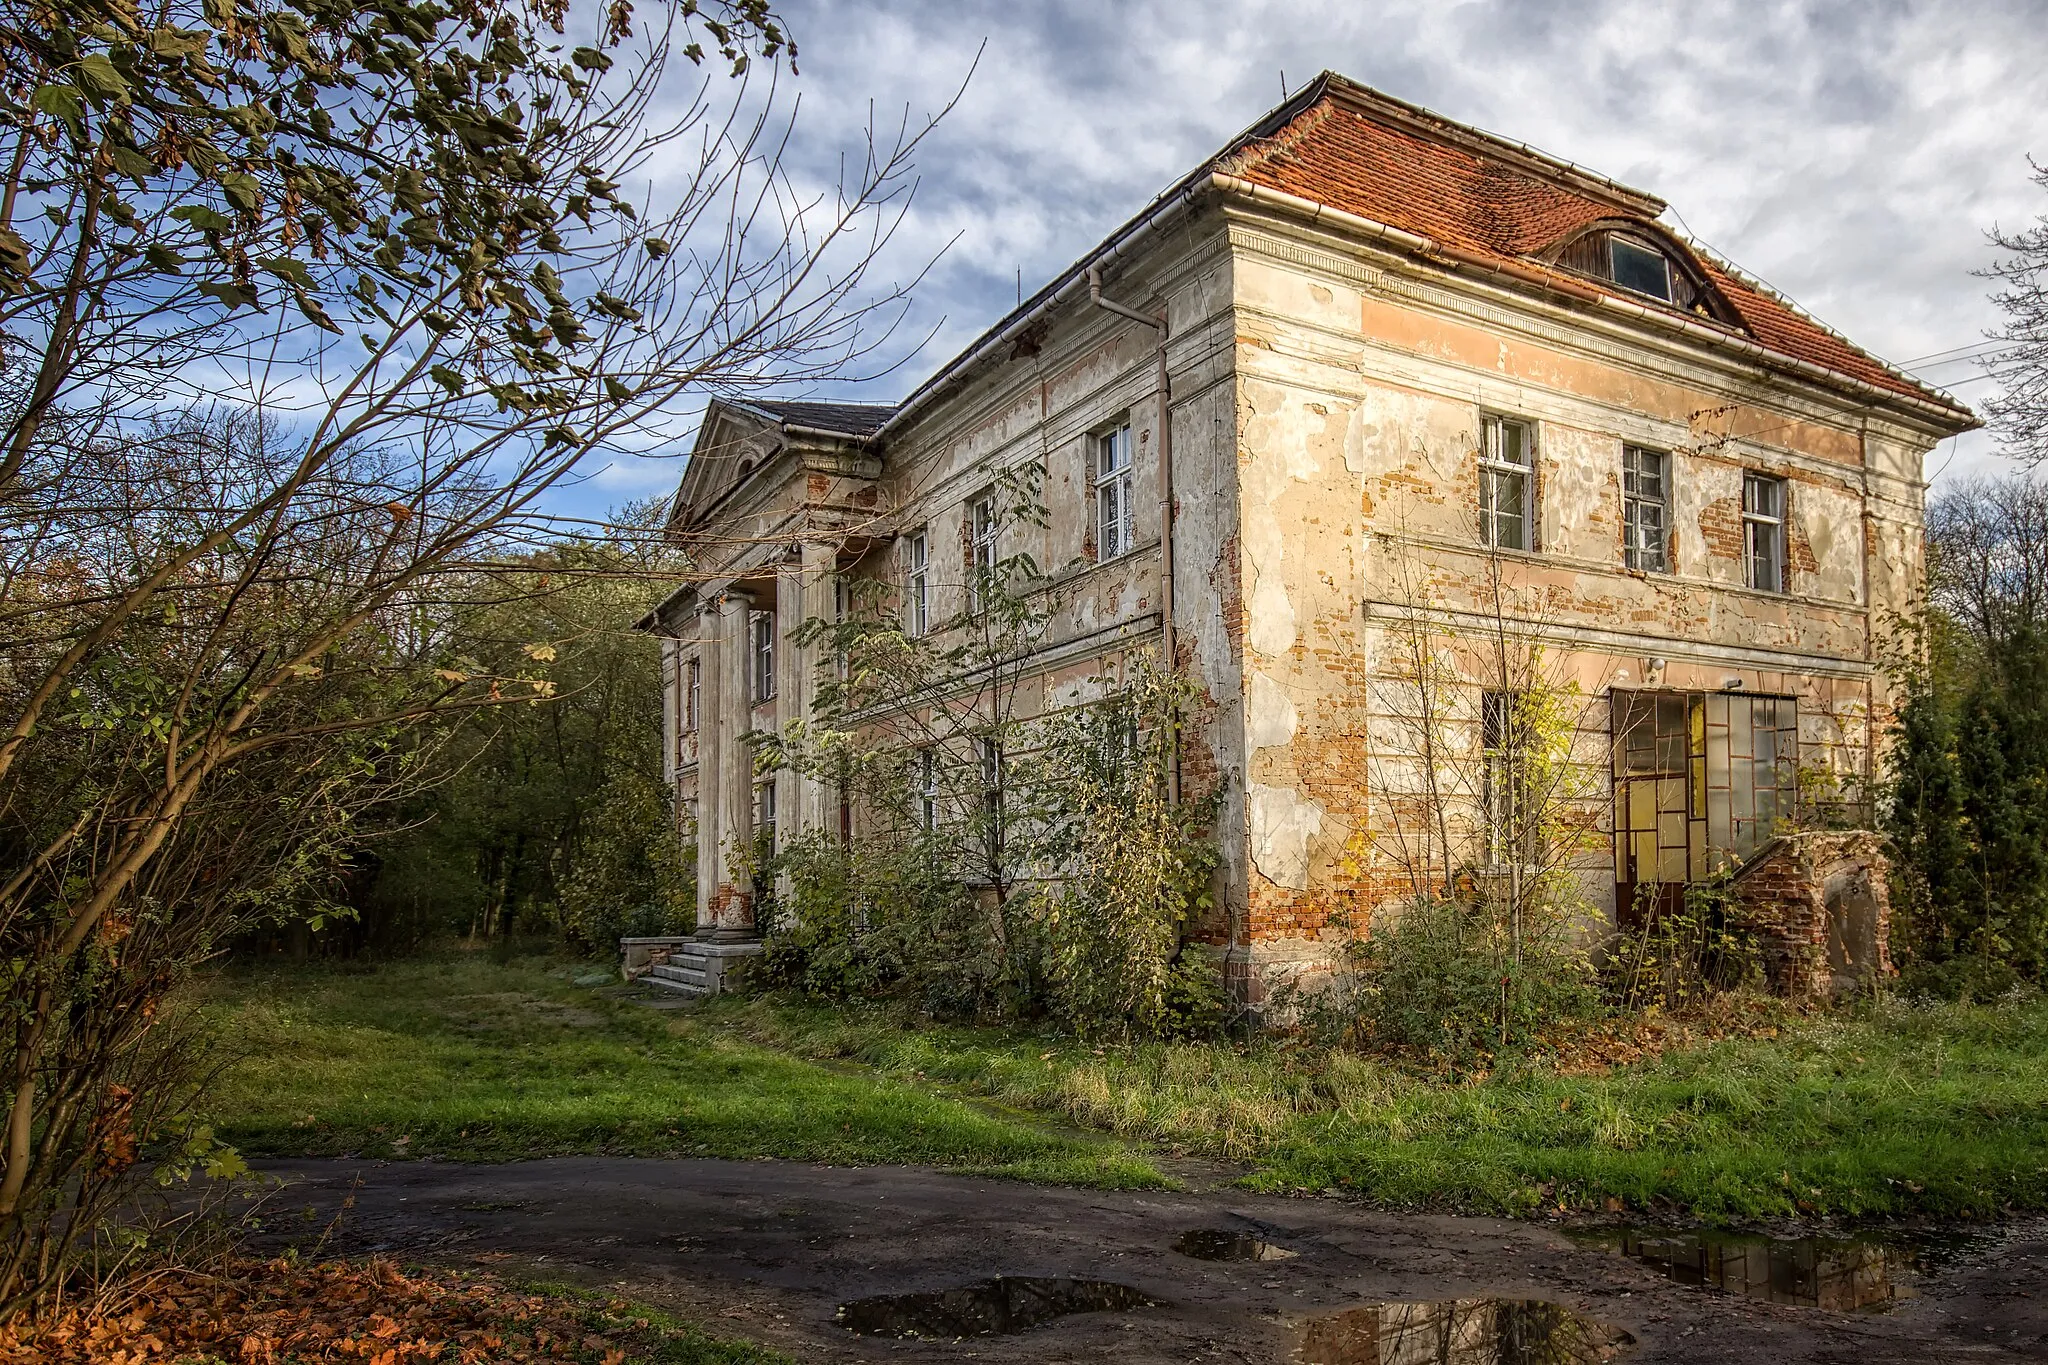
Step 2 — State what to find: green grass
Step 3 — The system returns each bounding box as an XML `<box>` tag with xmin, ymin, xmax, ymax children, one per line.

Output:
<box><xmin>712</xmin><ymin>990</ymin><xmax>2048</xmax><ymax>1221</ymax></box>
<box><xmin>201</xmin><ymin>954</ymin><xmax>2048</xmax><ymax>1221</ymax></box>
<box><xmin>196</xmin><ymin>953</ymin><xmax>1167</xmax><ymax>1189</ymax></box>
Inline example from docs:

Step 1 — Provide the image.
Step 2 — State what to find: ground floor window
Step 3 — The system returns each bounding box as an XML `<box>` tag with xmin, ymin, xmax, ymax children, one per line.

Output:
<box><xmin>1612</xmin><ymin>689</ymin><xmax>1798</xmax><ymax>915</ymax></box>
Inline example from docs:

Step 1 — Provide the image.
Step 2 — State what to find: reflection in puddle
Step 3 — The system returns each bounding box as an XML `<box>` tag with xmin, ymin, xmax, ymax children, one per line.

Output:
<box><xmin>835</xmin><ymin>1276</ymin><xmax>1157</xmax><ymax>1338</ymax></box>
<box><xmin>1573</xmin><ymin>1227</ymin><xmax>1922</xmax><ymax>1312</ymax></box>
<box><xmin>1300</xmin><ymin>1299</ymin><xmax>1633</xmax><ymax>1365</ymax></box>
<box><xmin>1175</xmin><ymin>1227</ymin><xmax>1299</xmax><ymax>1262</ymax></box>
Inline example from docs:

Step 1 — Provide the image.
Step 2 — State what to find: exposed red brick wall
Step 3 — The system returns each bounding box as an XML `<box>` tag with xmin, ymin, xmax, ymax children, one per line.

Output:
<box><xmin>1730</xmin><ymin>831</ymin><xmax>1892</xmax><ymax>998</ymax></box>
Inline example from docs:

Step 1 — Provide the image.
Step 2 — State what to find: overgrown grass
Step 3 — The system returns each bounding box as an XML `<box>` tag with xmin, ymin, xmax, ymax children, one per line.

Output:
<box><xmin>201</xmin><ymin>954</ymin><xmax>2048</xmax><ymax>1221</ymax></box>
<box><xmin>713</xmin><ymin>989</ymin><xmax>2048</xmax><ymax>1221</ymax></box>
<box><xmin>195</xmin><ymin>953</ymin><xmax>1167</xmax><ymax>1189</ymax></box>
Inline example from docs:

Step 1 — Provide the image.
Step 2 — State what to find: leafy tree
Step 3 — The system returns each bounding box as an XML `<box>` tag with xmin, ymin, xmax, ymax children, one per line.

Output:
<box><xmin>1886</xmin><ymin>474</ymin><xmax>2048</xmax><ymax>990</ymax></box>
<box><xmin>1019</xmin><ymin>659</ymin><xmax>1221</xmax><ymax>1038</ymax></box>
<box><xmin>355</xmin><ymin>522</ymin><xmax>691</xmax><ymax>953</ymax></box>
<box><xmin>0</xmin><ymin>0</ymin><xmax>935</xmax><ymax>1310</ymax></box>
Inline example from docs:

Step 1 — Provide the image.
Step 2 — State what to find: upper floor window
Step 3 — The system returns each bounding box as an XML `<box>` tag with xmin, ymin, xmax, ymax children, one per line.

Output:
<box><xmin>1743</xmin><ymin>473</ymin><xmax>1786</xmax><ymax>594</ymax></box>
<box><xmin>754</xmin><ymin>779</ymin><xmax>778</xmax><ymax>855</ymax></box>
<box><xmin>1622</xmin><ymin>445</ymin><xmax>1670</xmax><ymax>573</ymax></box>
<box><xmin>751</xmin><ymin>610</ymin><xmax>776</xmax><ymax>702</ymax></box>
<box><xmin>967</xmin><ymin>493</ymin><xmax>998</xmax><ymax>613</ymax></box>
<box><xmin>1478</xmin><ymin>414</ymin><xmax>1534</xmax><ymax>552</ymax></box>
<box><xmin>906</xmin><ymin>531</ymin><xmax>930</xmax><ymax>637</ymax></box>
<box><xmin>684</xmin><ymin>656</ymin><xmax>701</xmax><ymax>732</ymax></box>
<box><xmin>1095</xmin><ymin>422</ymin><xmax>1134</xmax><ymax>560</ymax></box>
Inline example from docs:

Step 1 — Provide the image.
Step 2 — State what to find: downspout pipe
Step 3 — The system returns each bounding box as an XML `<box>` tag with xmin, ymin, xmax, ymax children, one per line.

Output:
<box><xmin>1088</xmin><ymin>265</ymin><xmax>1179</xmax><ymax>807</ymax></box>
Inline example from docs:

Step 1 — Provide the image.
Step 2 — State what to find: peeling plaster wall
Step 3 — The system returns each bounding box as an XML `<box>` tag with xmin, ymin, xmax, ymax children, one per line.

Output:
<box><xmin>1219</xmin><ymin>209</ymin><xmax>1954</xmax><ymax>1003</ymax></box>
<box><xmin>697</xmin><ymin>211</ymin><xmax>1251</xmax><ymax>925</ymax></box>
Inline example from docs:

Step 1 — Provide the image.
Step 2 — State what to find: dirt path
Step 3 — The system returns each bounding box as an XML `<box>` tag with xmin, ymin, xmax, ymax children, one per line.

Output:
<box><xmin>251</xmin><ymin>1157</ymin><xmax>2047</xmax><ymax>1364</ymax></box>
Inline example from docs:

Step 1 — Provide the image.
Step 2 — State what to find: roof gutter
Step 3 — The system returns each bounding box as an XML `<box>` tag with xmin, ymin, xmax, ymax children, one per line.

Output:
<box><xmin>1089</xmin><ymin>266</ymin><xmax>1179</xmax><ymax>807</ymax></box>
<box><xmin>1206</xmin><ymin>173</ymin><xmax>1977</xmax><ymax>433</ymax></box>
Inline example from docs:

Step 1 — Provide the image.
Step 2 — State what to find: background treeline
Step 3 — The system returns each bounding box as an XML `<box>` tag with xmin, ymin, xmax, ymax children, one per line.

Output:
<box><xmin>1885</xmin><ymin>473</ymin><xmax>2048</xmax><ymax>995</ymax></box>
<box><xmin>313</xmin><ymin>508</ymin><xmax>693</xmax><ymax>958</ymax></box>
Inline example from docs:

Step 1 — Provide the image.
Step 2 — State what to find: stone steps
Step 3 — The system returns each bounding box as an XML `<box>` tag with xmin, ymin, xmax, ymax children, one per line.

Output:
<box><xmin>646</xmin><ymin>957</ymin><xmax>710</xmax><ymax>996</ymax></box>
<box><xmin>626</xmin><ymin>937</ymin><xmax>763</xmax><ymax>1000</ymax></box>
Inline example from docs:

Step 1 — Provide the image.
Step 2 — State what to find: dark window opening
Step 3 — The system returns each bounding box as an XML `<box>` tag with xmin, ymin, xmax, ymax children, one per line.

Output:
<box><xmin>1609</xmin><ymin>235</ymin><xmax>1673</xmax><ymax>301</ymax></box>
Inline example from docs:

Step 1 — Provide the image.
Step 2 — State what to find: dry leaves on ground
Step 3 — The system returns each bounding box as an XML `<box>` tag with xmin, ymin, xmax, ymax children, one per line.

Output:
<box><xmin>1541</xmin><ymin>994</ymin><xmax>1800</xmax><ymax>1074</ymax></box>
<box><xmin>0</xmin><ymin>1256</ymin><xmax>645</xmax><ymax>1364</ymax></box>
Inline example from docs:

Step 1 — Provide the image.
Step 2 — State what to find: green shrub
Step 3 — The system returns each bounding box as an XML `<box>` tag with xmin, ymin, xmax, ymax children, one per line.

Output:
<box><xmin>1019</xmin><ymin>662</ymin><xmax>1222</xmax><ymax>1038</ymax></box>
<box><xmin>757</xmin><ymin>828</ymin><xmax>1041</xmax><ymax>1019</ymax></box>
<box><xmin>1347</xmin><ymin>896</ymin><xmax>1599</xmax><ymax>1069</ymax></box>
<box><xmin>1604</xmin><ymin>876</ymin><xmax>1763</xmax><ymax>1012</ymax></box>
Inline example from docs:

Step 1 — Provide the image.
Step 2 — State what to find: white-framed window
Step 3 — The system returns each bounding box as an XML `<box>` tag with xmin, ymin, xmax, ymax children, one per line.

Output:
<box><xmin>1622</xmin><ymin>445</ymin><xmax>1670</xmax><ymax>573</ymax></box>
<box><xmin>684</xmin><ymin>656</ymin><xmax>701</xmax><ymax>732</ymax></box>
<box><xmin>754</xmin><ymin>779</ymin><xmax>777</xmax><ymax>855</ymax></box>
<box><xmin>751</xmin><ymin>610</ymin><xmax>775</xmax><ymax>702</ymax></box>
<box><xmin>967</xmin><ymin>492</ymin><xmax>998</xmax><ymax>614</ymax></box>
<box><xmin>1478</xmin><ymin>414</ymin><xmax>1535</xmax><ymax>551</ymax></box>
<box><xmin>917</xmin><ymin>748</ymin><xmax>938</xmax><ymax>831</ymax></box>
<box><xmin>1609</xmin><ymin>235</ymin><xmax>1674</xmax><ymax>302</ymax></box>
<box><xmin>1094</xmin><ymin>421</ymin><xmax>1133</xmax><ymax>560</ymax></box>
<box><xmin>906</xmin><ymin>530</ymin><xmax>929</xmax><ymax>637</ymax></box>
<box><xmin>1743</xmin><ymin>473</ymin><xmax>1786</xmax><ymax>593</ymax></box>
<box><xmin>1482</xmin><ymin>688</ymin><xmax>1532</xmax><ymax>866</ymax></box>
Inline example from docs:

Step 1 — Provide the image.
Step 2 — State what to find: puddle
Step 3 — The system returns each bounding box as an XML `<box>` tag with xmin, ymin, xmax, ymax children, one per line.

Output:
<box><xmin>1174</xmin><ymin>1227</ymin><xmax>1299</xmax><ymax>1262</ymax></box>
<box><xmin>836</xmin><ymin>1276</ymin><xmax>1157</xmax><ymax>1338</ymax></box>
<box><xmin>1300</xmin><ymin>1299</ymin><xmax>1633</xmax><ymax>1364</ymax></box>
<box><xmin>1571</xmin><ymin>1225</ymin><xmax>1963</xmax><ymax>1312</ymax></box>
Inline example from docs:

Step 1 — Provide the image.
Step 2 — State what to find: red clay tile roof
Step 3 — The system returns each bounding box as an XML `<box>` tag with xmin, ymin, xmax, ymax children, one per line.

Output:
<box><xmin>1219</xmin><ymin>78</ymin><xmax>1972</xmax><ymax>421</ymax></box>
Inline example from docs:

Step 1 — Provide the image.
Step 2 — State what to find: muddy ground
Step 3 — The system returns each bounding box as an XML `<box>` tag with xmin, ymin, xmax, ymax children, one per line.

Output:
<box><xmin>245</xmin><ymin>1156</ymin><xmax>2048</xmax><ymax>1363</ymax></box>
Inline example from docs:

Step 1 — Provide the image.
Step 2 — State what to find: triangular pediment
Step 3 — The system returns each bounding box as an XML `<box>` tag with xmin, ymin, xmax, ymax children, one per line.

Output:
<box><xmin>668</xmin><ymin>402</ymin><xmax>783</xmax><ymax>532</ymax></box>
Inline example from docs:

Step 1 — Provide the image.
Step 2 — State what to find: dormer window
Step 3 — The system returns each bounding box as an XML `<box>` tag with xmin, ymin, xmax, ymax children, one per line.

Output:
<box><xmin>1608</xmin><ymin>236</ymin><xmax>1672</xmax><ymax>302</ymax></box>
<box><xmin>1555</xmin><ymin>225</ymin><xmax>1726</xmax><ymax>321</ymax></box>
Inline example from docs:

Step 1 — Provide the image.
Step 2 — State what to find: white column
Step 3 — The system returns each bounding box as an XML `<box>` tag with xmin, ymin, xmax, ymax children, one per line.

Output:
<box><xmin>782</xmin><ymin>541</ymin><xmax>840</xmax><ymax>840</ymax></box>
<box><xmin>701</xmin><ymin>588</ymin><xmax>759</xmax><ymax>938</ymax></box>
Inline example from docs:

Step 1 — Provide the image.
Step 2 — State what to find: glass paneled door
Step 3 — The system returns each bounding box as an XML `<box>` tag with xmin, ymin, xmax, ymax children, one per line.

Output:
<box><xmin>1612</xmin><ymin>690</ymin><xmax>1799</xmax><ymax>922</ymax></box>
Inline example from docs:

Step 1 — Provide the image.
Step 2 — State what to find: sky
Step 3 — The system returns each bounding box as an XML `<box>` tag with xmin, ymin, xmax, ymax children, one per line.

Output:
<box><xmin>570</xmin><ymin>0</ymin><xmax>2047</xmax><ymax>515</ymax></box>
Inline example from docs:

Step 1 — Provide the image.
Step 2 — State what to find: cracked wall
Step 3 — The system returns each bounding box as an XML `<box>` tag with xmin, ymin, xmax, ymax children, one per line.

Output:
<box><xmin>1220</xmin><ymin>213</ymin><xmax>1951</xmax><ymax>1003</ymax></box>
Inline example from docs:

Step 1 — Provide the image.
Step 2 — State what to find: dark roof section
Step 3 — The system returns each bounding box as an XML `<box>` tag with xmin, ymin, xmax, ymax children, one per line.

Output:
<box><xmin>731</xmin><ymin>398</ymin><xmax>897</xmax><ymax>438</ymax></box>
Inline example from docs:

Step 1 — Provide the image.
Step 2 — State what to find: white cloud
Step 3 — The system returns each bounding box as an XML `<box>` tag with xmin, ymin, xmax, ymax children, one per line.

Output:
<box><xmin>565</xmin><ymin>0</ymin><xmax>2045</xmax><ymax>518</ymax></box>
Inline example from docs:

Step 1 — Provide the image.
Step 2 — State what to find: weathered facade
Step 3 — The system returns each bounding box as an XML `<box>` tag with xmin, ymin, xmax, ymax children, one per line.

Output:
<box><xmin>636</xmin><ymin>74</ymin><xmax>1976</xmax><ymax>1002</ymax></box>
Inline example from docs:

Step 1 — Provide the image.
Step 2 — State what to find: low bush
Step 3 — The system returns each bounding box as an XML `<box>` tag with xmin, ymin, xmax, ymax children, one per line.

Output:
<box><xmin>1339</xmin><ymin>897</ymin><xmax>1601</xmax><ymax>1068</ymax></box>
<box><xmin>1604</xmin><ymin>876</ymin><xmax>1764</xmax><ymax>1012</ymax></box>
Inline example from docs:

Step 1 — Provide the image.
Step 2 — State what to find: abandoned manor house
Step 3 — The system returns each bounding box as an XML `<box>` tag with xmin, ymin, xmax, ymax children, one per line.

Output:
<box><xmin>628</xmin><ymin>72</ymin><xmax>1979</xmax><ymax>1004</ymax></box>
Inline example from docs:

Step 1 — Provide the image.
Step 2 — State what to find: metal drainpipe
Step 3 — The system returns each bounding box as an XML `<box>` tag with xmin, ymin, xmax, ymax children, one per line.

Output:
<box><xmin>1088</xmin><ymin>266</ymin><xmax>1179</xmax><ymax>807</ymax></box>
